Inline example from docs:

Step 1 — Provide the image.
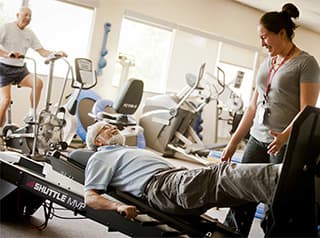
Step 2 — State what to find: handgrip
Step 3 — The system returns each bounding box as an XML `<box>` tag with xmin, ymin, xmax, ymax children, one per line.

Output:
<box><xmin>9</xmin><ymin>52</ymin><xmax>24</xmax><ymax>59</ymax></box>
<box><xmin>44</xmin><ymin>52</ymin><xmax>65</xmax><ymax>64</ymax></box>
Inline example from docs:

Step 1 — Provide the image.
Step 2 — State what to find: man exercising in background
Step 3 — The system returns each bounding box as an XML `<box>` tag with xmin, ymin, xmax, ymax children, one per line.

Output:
<box><xmin>0</xmin><ymin>6</ymin><xmax>66</xmax><ymax>126</ymax></box>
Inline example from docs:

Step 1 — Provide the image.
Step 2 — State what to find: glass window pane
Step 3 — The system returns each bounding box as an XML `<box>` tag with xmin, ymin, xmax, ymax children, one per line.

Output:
<box><xmin>217</xmin><ymin>62</ymin><xmax>254</xmax><ymax>108</ymax></box>
<box><xmin>220</xmin><ymin>43</ymin><xmax>257</xmax><ymax>69</ymax></box>
<box><xmin>0</xmin><ymin>0</ymin><xmax>21</xmax><ymax>24</ymax></box>
<box><xmin>114</xmin><ymin>18</ymin><xmax>173</xmax><ymax>93</ymax></box>
<box><xmin>167</xmin><ymin>30</ymin><xmax>220</xmax><ymax>93</ymax></box>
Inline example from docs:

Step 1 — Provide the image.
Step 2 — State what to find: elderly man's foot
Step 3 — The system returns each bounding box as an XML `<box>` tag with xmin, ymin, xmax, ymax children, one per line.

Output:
<box><xmin>24</xmin><ymin>114</ymin><xmax>39</xmax><ymax>124</ymax></box>
<box><xmin>24</xmin><ymin>115</ymin><xmax>34</xmax><ymax>124</ymax></box>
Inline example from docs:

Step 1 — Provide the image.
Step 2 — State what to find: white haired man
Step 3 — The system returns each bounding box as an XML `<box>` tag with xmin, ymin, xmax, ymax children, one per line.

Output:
<box><xmin>84</xmin><ymin>121</ymin><xmax>281</xmax><ymax>220</ymax></box>
<box><xmin>0</xmin><ymin>7</ymin><xmax>67</xmax><ymax>126</ymax></box>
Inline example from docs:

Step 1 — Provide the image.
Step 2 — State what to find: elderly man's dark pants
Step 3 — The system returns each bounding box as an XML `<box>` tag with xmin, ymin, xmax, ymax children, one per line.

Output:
<box><xmin>144</xmin><ymin>160</ymin><xmax>280</xmax><ymax>218</ymax></box>
<box><xmin>224</xmin><ymin>136</ymin><xmax>286</xmax><ymax>236</ymax></box>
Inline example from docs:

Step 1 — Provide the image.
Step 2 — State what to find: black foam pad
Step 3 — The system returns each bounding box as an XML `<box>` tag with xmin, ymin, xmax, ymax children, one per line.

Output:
<box><xmin>113</xmin><ymin>79</ymin><xmax>144</xmax><ymax>115</ymax></box>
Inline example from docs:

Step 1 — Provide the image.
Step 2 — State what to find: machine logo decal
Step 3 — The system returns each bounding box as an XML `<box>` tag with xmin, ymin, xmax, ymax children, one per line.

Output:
<box><xmin>25</xmin><ymin>179</ymin><xmax>86</xmax><ymax>210</ymax></box>
<box><xmin>123</xmin><ymin>103</ymin><xmax>137</xmax><ymax>109</ymax></box>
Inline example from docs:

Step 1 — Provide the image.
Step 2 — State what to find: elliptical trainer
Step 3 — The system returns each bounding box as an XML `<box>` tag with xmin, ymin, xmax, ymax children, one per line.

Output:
<box><xmin>139</xmin><ymin>64</ymin><xmax>244</xmax><ymax>165</ymax></box>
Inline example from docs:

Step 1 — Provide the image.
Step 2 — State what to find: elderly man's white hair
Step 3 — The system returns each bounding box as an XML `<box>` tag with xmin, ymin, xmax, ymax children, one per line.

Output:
<box><xmin>86</xmin><ymin>121</ymin><xmax>110</xmax><ymax>150</ymax></box>
<box><xmin>18</xmin><ymin>6</ymin><xmax>31</xmax><ymax>13</ymax></box>
<box><xmin>86</xmin><ymin>121</ymin><xmax>125</xmax><ymax>150</ymax></box>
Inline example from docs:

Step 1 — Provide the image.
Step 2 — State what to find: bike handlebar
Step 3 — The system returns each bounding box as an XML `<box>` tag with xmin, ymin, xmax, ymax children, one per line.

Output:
<box><xmin>44</xmin><ymin>52</ymin><xmax>66</xmax><ymax>64</ymax></box>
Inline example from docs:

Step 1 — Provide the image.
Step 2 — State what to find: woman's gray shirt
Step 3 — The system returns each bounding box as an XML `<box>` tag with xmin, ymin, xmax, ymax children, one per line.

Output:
<box><xmin>251</xmin><ymin>51</ymin><xmax>320</xmax><ymax>143</ymax></box>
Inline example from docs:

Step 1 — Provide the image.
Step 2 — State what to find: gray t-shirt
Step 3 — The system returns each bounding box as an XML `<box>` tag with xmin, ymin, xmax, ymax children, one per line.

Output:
<box><xmin>251</xmin><ymin>51</ymin><xmax>320</xmax><ymax>143</ymax></box>
<box><xmin>0</xmin><ymin>22</ymin><xmax>43</xmax><ymax>66</ymax></box>
<box><xmin>84</xmin><ymin>145</ymin><xmax>172</xmax><ymax>197</ymax></box>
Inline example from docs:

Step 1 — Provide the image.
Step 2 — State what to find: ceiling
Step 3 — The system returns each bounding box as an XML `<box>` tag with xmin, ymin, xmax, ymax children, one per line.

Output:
<box><xmin>233</xmin><ymin>0</ymin><xmax>320</xmax><ymax>34</ymax></box>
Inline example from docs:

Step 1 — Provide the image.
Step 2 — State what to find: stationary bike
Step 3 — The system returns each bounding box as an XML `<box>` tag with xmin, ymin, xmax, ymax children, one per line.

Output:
<box><xmin>3</xmin><ymin>54</ymin><xmax>96</xmax><ymax>158</ymax></box>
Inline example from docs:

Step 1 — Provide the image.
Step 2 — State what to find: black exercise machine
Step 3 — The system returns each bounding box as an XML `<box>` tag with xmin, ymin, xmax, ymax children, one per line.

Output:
<box><xmin>50</xmin><ymin>105</ymin><xmax>320</xmax><ymax>237</ymax></box>
<box><xmin>1</xmin><ymin>106</ymin><xmax>319</xmax><ymax>237</ymax></box>
<box><xmin>265</xmin><ymin>106</ymin><xmax>320</xmax><ymax>237</ymax></box>
<box><xmin>90</xmin><ymin>78</ymin><xmax>144</xmax><ymax>129</ymax></box>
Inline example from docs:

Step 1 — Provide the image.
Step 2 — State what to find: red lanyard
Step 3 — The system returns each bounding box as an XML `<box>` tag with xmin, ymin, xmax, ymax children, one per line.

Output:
<box><xmin>265</xmin><ymin>45</ymin><xmax>296</xmax><ymax>100</ymax></box>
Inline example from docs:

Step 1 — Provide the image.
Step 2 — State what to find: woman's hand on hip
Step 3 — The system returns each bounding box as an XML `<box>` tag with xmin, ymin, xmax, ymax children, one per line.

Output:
<box><xmin>267</xmin><ymin>130</ymin><xmax>287</xmax><ymax>155</ymax></box>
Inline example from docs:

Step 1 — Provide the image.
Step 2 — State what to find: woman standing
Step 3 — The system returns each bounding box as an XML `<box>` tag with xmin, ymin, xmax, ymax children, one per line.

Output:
<box><xmin>221</xmin><ymin>3</ymin><xmax>320</xmax><ymax>236</ymax></box>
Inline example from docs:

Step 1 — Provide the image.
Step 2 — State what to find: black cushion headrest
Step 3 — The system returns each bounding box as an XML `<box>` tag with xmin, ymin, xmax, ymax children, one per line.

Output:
<box><xmin>69</xmin><ymin>149</ymin><xmax>95</xmax><ymax>167</ymax></box>
<box><xmin>113</xmin><ymin>78</ymin><xmax>144</xmax><ymax>115</ymax></box>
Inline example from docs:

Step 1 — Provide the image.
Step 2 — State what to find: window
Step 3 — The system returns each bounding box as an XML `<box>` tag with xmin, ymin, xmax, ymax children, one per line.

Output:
<box><xmin>116</xmin><ymin>12</ymin><xmax>261</xmax><ymax>96</ymax></box>
<box><xmin>166</xmin><ymin>30</ymin><xmax>220</xmax><ymax>93</ymax></box>
<box><xmin>0</xmin><ymin>0</ymin><xmax>94</xmax><ymax>77</ymax></box>
<box><xmin>218</xmin><ymin>43</ymin><xmax>257</xmax><ymax>108</ymax></box>
<box><xmin>114</xmin><ymin>17</ymin><xmax>173</xmax><ymax>93</ymax></box>
<box><xmin>114</xmin><ymin>16</ymin><xmax>222</xmax><ymax>94</ymax></box>
<box><xmin>0</xmin><ymin>0</ymin><xmax>21</xmax><ymax>23</ymax></box>
<box><xmin>216</xmin><ymin>62</ymin><xmax>254</xmax><ymax>108</ymax></box>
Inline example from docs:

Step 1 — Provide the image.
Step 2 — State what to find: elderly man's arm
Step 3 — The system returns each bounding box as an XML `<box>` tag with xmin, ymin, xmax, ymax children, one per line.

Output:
<box><xmin>85</xmin><ymin>189</ymin><xmax>137</xmax><ymax>219</ymax></box>
<box><xmin>36</xmin><ymin>48</ymin><xmax>68</xmax><ymax>58</ymax></box>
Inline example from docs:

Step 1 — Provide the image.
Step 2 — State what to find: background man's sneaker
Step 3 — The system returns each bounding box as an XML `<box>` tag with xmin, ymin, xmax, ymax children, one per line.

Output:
<box><xmin>24</xmin><ymin>115</ymin><xmax>34</xmax><ymax>124</ymax></box>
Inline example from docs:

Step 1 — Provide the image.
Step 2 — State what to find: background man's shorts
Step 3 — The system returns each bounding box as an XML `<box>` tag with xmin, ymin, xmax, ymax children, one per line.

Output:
<box><xmin>0</xmin><ymin>63</ymin><xmax>30</xmax><ymax>87</ymax></box>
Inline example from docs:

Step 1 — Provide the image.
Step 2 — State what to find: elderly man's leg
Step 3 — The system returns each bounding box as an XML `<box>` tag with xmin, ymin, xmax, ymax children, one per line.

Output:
<box><xmin>145</xmin><ymin>163</ymin><xmax>280</xmax><ymax>216</ymax></box>
<box><xmin>223</xmin><ymin>136</ymin><xmax>280</xmax><ymax>236</ymax></box>
<box><xmin>18</xmin><ymin>73</ymin><xmax>43</xmax><ymax>116</ymax></box>
<box><xmin>211</xmin><ymin>162</ymin><xmax>280</xmax><ymax>205</ymax></box>
<box><xmin>0</xmin><ymin>86</ymin><xmax>12</xmax><ymax>127</ymax></box>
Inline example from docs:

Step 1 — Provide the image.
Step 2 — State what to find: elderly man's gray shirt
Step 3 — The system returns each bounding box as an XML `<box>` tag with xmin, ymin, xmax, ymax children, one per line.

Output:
<box><xmin>84</xmin><ymin>145</ymin><xmax>172</xmax><ymax>197</ymax></box>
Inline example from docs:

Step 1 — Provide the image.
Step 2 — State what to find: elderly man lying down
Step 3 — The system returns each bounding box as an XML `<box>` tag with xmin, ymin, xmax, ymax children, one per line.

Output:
<box><xmin>84</xmin><ymin>121</ymin><xmax>281</xmax><ymax>219</ymax></box>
